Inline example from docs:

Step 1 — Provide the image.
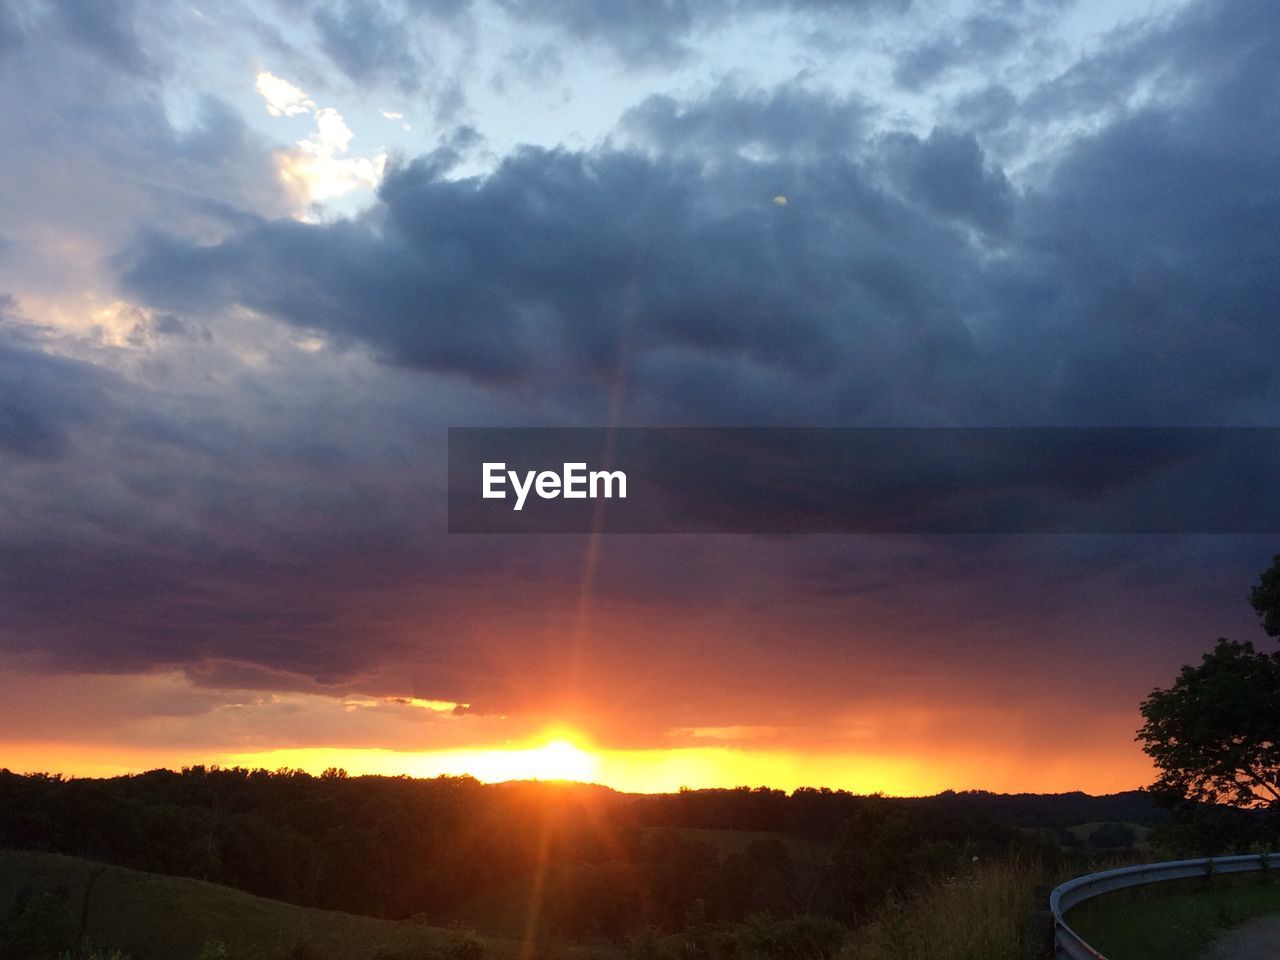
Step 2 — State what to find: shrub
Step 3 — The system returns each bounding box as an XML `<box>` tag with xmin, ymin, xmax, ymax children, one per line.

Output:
<box><xmin>3</xmin><ymin>890</ymin><xmax>77</xmax><ymax>960</ymax></box>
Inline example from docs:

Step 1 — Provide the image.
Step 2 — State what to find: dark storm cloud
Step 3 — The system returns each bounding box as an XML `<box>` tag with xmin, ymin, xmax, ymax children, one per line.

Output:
<box><xmin>123</xmin><ymin>0</ymin><xmax>1280</xmax><ymax>428</ymax></box>
<box><xmin>122</xmin><ymin>151</ymin><xmax>741</xmax><ymax>381</ymax></box>
<box><xmin>123</xmin><ymin>136</ymin><xmax>986</xmax><ymax>419</ymax></box>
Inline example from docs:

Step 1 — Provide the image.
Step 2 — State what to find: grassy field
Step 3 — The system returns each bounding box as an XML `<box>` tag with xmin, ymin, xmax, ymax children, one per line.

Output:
<box><xmin>0</xmin><ymin>848</ymin><xmax>609</xmax><ymax>960</ymax></box>
<box><xmin>837</xmin><ymin>856</ymin><xmax>1052</xmax><ymax>960</ymax></box>
<box><xmin>1067</xmin><ymin>874</ymin><xmax>1280</xmax><ymax>960</ymax></box>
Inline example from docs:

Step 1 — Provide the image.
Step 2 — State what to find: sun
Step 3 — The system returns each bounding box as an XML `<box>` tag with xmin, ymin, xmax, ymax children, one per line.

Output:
<box><xmin>522</xmin><ymin>739</ymin><xmax>598</xmax><ymax>782</ymax></box>
<box><xmin>420</xmin><ymin>735</ymin><xmax>600</xmax><ymax>784</ymax></box>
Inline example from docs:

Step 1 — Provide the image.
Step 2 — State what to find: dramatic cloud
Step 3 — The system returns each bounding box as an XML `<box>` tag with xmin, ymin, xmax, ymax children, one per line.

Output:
<box><xmin>0</xmin><ymin>0</ymin><xmax>1277</xmax><ymax>788</ymax></box>
<box><xmin>122</xmin><ymin>0</ymin><xmax>1280</xmax><ymax>429</ymax></box>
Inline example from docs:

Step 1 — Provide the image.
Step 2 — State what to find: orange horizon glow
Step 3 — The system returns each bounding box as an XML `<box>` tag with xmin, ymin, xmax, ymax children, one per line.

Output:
<box><xmin>0</xmin><ymin>670</ymin><xmax>1158</xmax><ymax>797</ymax></box>
<box><xmin>0</xmin><ymin>734</ymin><xmax>1155</xmax><ymax>797</ymax></box>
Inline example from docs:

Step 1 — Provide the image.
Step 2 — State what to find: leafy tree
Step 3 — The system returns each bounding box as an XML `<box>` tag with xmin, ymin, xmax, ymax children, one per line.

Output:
<box><xmin>1137</xmin><ymin>638</ymin><xmax>1280</xmax><ymax>811</ymax></box>
<box><xmin>1251</xmin><ymin>552</ymin><xmax>1280</xmax><ymax>639</ymax></box>
<box><xmin>1138</xmin><ymin>554</ymin><xmax>1280</xmax><ymax>833</ymax></box>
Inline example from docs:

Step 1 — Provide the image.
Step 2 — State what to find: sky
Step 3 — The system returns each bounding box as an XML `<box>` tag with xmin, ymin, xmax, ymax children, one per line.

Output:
<box><xmin>1</xmin><ymin>0</ymin><xmax>1278</xmax><ymax>795</ymax></box>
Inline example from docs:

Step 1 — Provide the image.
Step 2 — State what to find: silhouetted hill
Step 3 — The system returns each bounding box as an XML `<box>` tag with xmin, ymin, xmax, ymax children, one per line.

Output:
<box><xmin>904</xmin><ymin>789</ymin><xmax>1168</xmax><ymax>831</ymax></box>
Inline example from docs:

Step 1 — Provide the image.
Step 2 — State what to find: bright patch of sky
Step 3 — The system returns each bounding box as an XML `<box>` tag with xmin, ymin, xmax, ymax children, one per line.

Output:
<box><xmin>255</xmin><ymin>71</ymin><xmax>315</xmax><ymax>116</ymax></box>
<box><xmin>252</xmin><ymin>74</ymin><xmax>388</xmax><ymax>212</ymax></box>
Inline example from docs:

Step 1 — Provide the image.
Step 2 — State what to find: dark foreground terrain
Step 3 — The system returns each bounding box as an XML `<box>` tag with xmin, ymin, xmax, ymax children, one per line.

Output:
<box><xmin>0</xmin><ymin>767</ymin><xmax>1175</xmax><ymax>960</ymax></box>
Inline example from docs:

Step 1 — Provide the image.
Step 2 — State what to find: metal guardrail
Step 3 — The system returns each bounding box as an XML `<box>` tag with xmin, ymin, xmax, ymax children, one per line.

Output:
<box><xmin>1049</xmin><ymin>852</ymin><xmax>1278</xmax><ymax>959</ymax></box>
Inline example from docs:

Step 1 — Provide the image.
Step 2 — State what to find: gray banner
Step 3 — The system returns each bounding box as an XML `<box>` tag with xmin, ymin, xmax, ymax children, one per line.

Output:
<box><xmin>447</xmin><ymin>427</ymin><xmax>1280</xmax><ymax>534</ymax></box>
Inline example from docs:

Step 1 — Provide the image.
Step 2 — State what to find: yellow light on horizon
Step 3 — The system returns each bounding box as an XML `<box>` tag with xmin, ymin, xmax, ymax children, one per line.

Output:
<box><xmin>1</xmin><ymin>740</ymin><xmax>1154</xmax><ymax>797</ymax></box>
<box><xmin>395</xmin><ymin>736</ymin><xmax>600</xmax><ymax>784</ymax></box>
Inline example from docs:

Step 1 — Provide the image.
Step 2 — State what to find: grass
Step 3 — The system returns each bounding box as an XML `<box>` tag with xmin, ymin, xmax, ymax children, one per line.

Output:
<box><xmin>1067</xmin><ymin>873</ymin><xmax>1280</xmax><ymax>960</ymax></box>
<box><xmin>0</xmin><ymin>848</ymin><xmax>611</xmax><ymax>960</ymax></box>
<box><xmin>837</xmin><ymin>857</ymin><xmax>1051</xmax><ymax>960</ymax></box>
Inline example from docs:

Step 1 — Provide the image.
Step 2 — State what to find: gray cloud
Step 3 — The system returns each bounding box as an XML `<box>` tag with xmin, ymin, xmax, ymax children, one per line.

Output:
<box><xmin>621</xmin><ymin>83</ymin><xmax>870</xmax><ymax>160</ymax></box>
<box><xmin>122</xmin><ymin>133</ymin><xmax>989</xmax><ymax>423</ymax></box>
<box><xmin>44</xmin><ymin>0</ymin><xmax>149</xmax><ymax>74</ymax></box>
<box><xmin>0</xmin><ymin>9</ymin><xmax>294</xmax><ymax>307</ymax></box>
<box><xmin>893</xmin><ymin>13</ymin><xmax>1022</xmax><ymax>90</ymax></box>
<box><xmin>0</xmin><ymin>318</ymin><xmax>117</xmax><ymax>459</ymax></box>
<box><xmin>313</xmin><ymin>0</ymin><xmax>429</xmax><ymax>90</ymax></box>
<box><xmin>121</xmin><ymin>0</ymin><xmax>1280</xmax><ymax>429</ymax></box>
<box><xmin>877</xmin><ymin>127</ymin><xmax>1014</xmax><ymax>234</ymax></box>
<box><xmin>293</xmin><ymin>0</ymin><xmax>913</xmax><ymax>79</ymax></box>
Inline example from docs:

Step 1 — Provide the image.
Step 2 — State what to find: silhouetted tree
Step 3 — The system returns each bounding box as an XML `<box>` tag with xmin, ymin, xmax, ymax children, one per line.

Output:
<box><xmin>1251</xmin><ymin>552</ymin><xmax>1280</xmax><ymax>639</ymax></box>
<box><xmin>1139</xmin><ymin>638</ymin><xmax>1280</xmax><ymax>818</ymax></box>
<box><xmin>1138</xmin><ymin>555</ymin><xmax>1280</xmax><ymax>836</ymax></box>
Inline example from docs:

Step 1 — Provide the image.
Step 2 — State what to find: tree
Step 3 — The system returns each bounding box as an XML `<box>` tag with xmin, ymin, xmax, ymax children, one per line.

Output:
<box><xmin>1251</xmin><ymin>552</ymin><xmax>1280</xmax><ymax>639</ymax></box>
<box><xmin>1138</xmin><ymin>555</ymin><xmax>1280</xmax><ymax>826</ymax></box>
<box><xmin>1137</xmin><ymin>638</ymin><xmax>1280</xmax><ymax>811</ymax></box>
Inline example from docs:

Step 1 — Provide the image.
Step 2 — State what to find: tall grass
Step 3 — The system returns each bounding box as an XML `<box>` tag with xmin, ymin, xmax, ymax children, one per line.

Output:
<box><xmin>838</xmin><ymin>857</ymin><xmax>1048</xmax><ymax>960</ymax></box>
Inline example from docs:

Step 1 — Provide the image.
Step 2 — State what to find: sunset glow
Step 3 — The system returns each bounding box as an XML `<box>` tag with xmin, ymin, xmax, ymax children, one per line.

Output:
<box><xmin>2</xmin><ymin>0</ymin><xmax>1277</xmax><ymax>815</ymax></box>
<box><xmin>408</xmin><ymin>737</ymin><xmax>602</xmax><ymax>784</ymax></box>
<box><xmin>0</xmin><ymin>736</ymin><xmax>1153</xmax><ymax>798</ymax></box>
